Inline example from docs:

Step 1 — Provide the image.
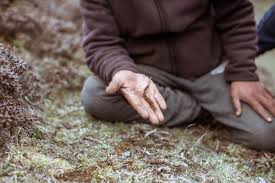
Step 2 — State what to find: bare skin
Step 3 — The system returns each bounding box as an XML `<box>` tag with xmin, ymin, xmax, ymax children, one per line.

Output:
<box><xmin>107</xmin><ymin>70</ymin><xmax>275</xmax><ymax>124</ymax></box>
<box><xmin>106</xmin><ymin>70</ymin><xmax>167</xmax><ymax>125</ymax></box>
<box><xmin>231</xmin><ymin>81</ymin><xmax>275</xmax><ymax>122</ymax></box>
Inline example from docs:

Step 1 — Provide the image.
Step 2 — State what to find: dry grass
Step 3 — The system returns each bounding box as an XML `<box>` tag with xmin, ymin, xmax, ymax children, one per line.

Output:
<box><xmin>1</xmin><ymin>91</ymin><xmax>274</xmax><ymax>182</ymax></box>
<box><xmin>0</xmin><ymin>44</ymin><xmax>42</xmax><ymax>152</ymax></box>
<box><xmin>0</xmin><ymin>0</ymin><xmax>274</xmax><ymax>182</ymax></box>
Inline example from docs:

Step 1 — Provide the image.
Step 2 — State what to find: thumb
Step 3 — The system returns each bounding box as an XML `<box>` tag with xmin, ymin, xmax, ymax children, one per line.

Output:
<box><xmin>232</xmin><ymin>92</ymin><xmax>242</xmax><ymax>116</ymax></box>
<box><xmin>106</xmin><ymin>79</ymin><xmax>121</xmax><ymax>95</ymax></box>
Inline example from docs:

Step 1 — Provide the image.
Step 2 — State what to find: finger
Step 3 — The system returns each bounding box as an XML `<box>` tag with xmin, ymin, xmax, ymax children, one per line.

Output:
<box><xmin>264</xmin><ymin>87</ymin><xmax>275</xmax><ymax>99</ymax></box>
<box><xmin>264</xmin><ymin>88</ymin><xmax>275</xmax><ymax>116</ymax></box>
<box><xmin>231</xmin><ymin>90</ymin><xmax>242</xmax><ymax>116</ymax></box>
<box><xmin>271</xmin><ymin>100</ymin><xmax>275</xmax><ymax>117</ymax></box>
<box><xmin>260</xmin><ymin>92</ymin><xmax>275</xmax><ymax>117</ymax></box>
<box><xmin>147</xmin><ymin>95</ymin><xmax>165</xmax><ymax>122</ymax></box>
<box><xmin>152</xmin><ymin>95</ymin><xmax>165</xmax><ymax>121</ymax></box>
<box><xmin>144</xmin><ymin>83</ymin><xmax>165</xmax><ymax>121</ymax></box>
<box><xmin>151</xmin><ymin>84</ymin><xmax>167</xmax><ymax>110</ymax></box>
<box><xmin>106</xmin><ymin>79</ymin><xmax>121</xmax><ymax>95</ymax></box>
<box><xmin>141</xmin><ymin>98</ymin><xmax>160</xmax><ymax>125</ymax></box>
<box><xmin>122</xmin><ymin>91</ymin><xmax>149</xmax><ymax>119</ymax></box>
<box><xmin>250</xmin><ymin>100</ymin><xmax>272</xmax><ymax>122</ymax></box>
<box><xmin>143</xmin><ymin>94</ymin><xmax>164</xmax><ymax>122</ymax></box>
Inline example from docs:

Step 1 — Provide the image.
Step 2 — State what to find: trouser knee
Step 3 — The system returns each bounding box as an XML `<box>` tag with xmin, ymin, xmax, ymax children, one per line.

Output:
<box><xmin>81</xmin><ymin>75</ymin><xmax>117</xmax><ymax>121</ymax></box>
<box><xmin>238</xmin><ymin>122</ymin><xmax>275</xmax><ymax>151</ymax></box>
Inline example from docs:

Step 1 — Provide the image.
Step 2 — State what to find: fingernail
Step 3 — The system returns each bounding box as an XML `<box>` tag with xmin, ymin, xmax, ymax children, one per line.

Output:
<box><xmin>236</xmin><ymin>112</ymin><xmax>241</xmax><ymax>116</ymax></box>
<box><xmin>152</xmin><ymin>119</ymin><xmax>159</xmax><ymax>125</ymax></box>
<box><xmin>267</xmin><ymin>117</ymin><xmax>272</xmax><ymax>122</ymax></box>
<box><xmin>158</xmin><ymin>113</ymin><xmax>164</xmax><ymax>121</ymax></box>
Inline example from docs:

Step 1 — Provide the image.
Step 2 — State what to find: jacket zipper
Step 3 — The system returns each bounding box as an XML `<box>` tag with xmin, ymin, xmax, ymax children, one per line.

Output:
<box><xmin>153</xmin><ymin>0</ymin><xmax>177</xmax><ymax>75</ymax></box>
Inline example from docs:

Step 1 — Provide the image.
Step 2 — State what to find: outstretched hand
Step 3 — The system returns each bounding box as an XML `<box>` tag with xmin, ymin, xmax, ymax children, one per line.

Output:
<box><xmin>106</xmin><ymin>70</ymin><xmax>167</xmax><ymax>125</ymax></box>
<box><xmin>231</xmin><ymin>81</ymin><xmax>275</xmax><ymax>122</ymax></box>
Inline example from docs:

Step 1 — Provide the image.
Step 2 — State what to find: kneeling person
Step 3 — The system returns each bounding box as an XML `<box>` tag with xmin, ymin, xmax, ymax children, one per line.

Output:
<box><xmin>80</xmin><ymin>0</ymin><xmax>275</xmax><ymax>151</ymax></box>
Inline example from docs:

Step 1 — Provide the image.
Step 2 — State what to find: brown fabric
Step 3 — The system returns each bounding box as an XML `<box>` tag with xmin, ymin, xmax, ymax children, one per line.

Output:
<box><xmin>80</xmin><ymin>0</ymin><xmax>259</xmax><ymax>84</ymax></box>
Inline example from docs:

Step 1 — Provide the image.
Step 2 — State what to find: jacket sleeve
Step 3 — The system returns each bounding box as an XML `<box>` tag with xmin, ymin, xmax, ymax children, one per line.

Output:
<box><xmin>80</xmin><ymin>0</ymin><xmax>139</xmax><ymax>84</ymax></box>
<box><xmin>212</xmin><ymin>0</ymin><xmax>259</xmax><ymax>82</ymax></box>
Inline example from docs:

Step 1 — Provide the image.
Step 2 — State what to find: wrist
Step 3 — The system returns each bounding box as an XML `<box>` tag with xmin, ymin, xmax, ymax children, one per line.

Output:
<box><xmin>112</xmin><ymin>70</ymin><xmax>136</xmax><ymax>81</ymax></box>
<box><xmin>115</xmin><ymin>70</ymin><xmax>135</xmax><ymax>75</ymax></box>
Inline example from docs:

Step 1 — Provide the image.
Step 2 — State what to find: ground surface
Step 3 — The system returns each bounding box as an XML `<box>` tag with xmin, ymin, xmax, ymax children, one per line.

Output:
<box><xmin>0</xmin><ymin>0</ymin><xmax>274</xmax><ymax>182</ymax></box>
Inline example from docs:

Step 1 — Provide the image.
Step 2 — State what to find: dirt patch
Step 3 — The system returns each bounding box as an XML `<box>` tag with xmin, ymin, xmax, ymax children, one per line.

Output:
<box><xmin>55</xmin><ymin>166</ymin><xmax>97</xmax><ymax>182</ymax></box>
<box><xmin>55</xmin><ymin>160</ymin><xmax>115</xmax><ymax>182</ymax></box>
<box><xmin>115</xmin><ymin>128</ymin><xmax>177</xmax><ymax>155</ymax></box>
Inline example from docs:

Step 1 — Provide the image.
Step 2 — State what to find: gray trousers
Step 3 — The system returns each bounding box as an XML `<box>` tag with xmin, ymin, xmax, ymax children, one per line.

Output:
<box><xmin>81</xmin><ymin>65</ymin><xmax>275</xmax><ymax>151</ymax></box>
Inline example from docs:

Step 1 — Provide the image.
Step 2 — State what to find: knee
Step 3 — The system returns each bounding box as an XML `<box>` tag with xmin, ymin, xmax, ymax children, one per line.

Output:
<box><xmin>81</xmin><ymin>75</ymin><xmax>114</xmax><ymax>121</ymax></box>
<box><xmin>246</xmin><ymin>122</ymin><xmax>275</xmax><ymax>151</ymax></box>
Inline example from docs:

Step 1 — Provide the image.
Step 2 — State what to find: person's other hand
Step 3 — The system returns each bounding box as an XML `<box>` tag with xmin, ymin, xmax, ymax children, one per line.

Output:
<box><xmin>231</xmin><ymin>81</ymin><xmax>275</xmax><ymax>122</ymax></box>
<box><xmin>106</xmin><ymin>70</ymin><xmax>167</xmax><ymax>125</ymax></box>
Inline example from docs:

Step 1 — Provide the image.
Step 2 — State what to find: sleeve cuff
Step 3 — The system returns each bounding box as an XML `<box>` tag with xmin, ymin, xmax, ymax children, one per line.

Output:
<box><xmin>107</xmin><ymin>62</ymin><xmax>139</xmax><ymax>84</ymax></box>
<box><xmin>224</xmin><ymin>70</ymin><xmax>259</xmax><ymax>82</ymax></box>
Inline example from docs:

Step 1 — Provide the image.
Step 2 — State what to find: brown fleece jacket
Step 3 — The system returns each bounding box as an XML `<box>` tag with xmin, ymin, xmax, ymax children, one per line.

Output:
<box><xmin>81</xmin><ymin>0</ymin><xmax>259</xmax><ymax>84</ymax></box>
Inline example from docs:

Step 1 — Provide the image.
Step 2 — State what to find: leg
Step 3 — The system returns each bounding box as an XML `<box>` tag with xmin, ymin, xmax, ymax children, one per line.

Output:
<box><xmin>257</xmin><ymin>4</ymin><xmax>275</xmax><ymax>55</ymax></box>
<box><xmin>192</xmin><ymin>73</ymin><xmax>275</xmax><ymax>151</ymax></box>
<box><xmin>81</xmin><ymin>65</ymin><xmax>202</xmax><ymax>127</ymax></box>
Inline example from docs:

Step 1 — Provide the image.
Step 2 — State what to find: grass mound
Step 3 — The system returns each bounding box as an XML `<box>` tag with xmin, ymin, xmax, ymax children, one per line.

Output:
<box><xmin>0</xmin><ymin>44</ymin><xmax>41</xmax><ymax>150</ymax></box>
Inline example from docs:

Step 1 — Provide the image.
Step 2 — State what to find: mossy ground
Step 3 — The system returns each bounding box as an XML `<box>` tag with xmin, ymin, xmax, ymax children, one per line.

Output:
<box><xmin>0</xmin><ymin>0</ymin><xmax>274</xmax><ymax>182</ymax></box>
<box><xmin>1</xmin><ymin>88</ymin><xmax>275</xmax><ymax>182</ymax></box>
